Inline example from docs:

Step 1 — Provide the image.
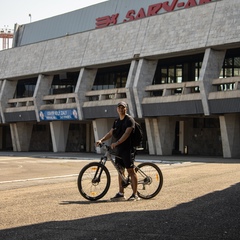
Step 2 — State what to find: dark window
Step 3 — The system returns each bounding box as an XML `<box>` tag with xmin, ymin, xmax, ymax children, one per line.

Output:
<box><xmin>15</xmin><ymin>77</ymin><xmax>38</xmax><ymax>98</ymax></box>
<box><xmin>51</xmin><ymin>71</ymin><xmax>79</xmax><ymax>94</ymax></box>
<box><xmin>193</xmin><ymin>118</ymin><xmax>220</xmax><ymax>129</ymax></box>
<box><xmin>219</xmin><ymin>48</ymin><xmax>240</xmax><ymax>91</ymax></box>
<box><xmin>153</xmin><ymin>54</ymin><xmax>204</xmax><ymax>85</ymax></box>
<box><xmin>93</xmin><ymin>64</ymin><xmax>130</xmax><ymax>90</ymax></box>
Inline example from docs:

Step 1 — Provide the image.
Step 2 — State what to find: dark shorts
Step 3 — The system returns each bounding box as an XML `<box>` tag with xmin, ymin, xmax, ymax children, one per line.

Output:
<box><xmin>115</xmin><ymin>147</ymin><xmax>135</xmax><ymax>169</ymax></box>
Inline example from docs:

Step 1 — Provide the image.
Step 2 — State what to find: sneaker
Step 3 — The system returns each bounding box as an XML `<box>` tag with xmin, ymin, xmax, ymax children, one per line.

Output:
<box><xmin>110</xmin><ymin>193</ymin><xmax>126</xmax><ymax>201</ymax></box>
<box><xmin>128</xmin><ymin>194</ymin><xmax>140</xmax><ymax>201</ymax></box>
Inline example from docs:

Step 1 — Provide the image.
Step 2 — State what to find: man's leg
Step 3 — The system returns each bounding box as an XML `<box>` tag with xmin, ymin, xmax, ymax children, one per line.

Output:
<box><xmin>118</xmin><ymin>169</ymin><xmax>125</xmax><ymax>194</ymax></box>
<box><xmin>127</xmin><ymin>168</ymin><xmax>138</xmax><ymax>195</ymax></box>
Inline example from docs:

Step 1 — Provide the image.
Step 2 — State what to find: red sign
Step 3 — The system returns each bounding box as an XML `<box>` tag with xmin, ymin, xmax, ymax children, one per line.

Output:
<box><xmin>96</xmin><ymin>0</ymin><xmax>213</xmax><ymax>28</ymax></box>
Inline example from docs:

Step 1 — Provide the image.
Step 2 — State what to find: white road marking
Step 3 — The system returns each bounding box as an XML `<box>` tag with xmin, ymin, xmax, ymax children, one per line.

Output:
<box><xmin>0</xmin><ymin>174</ymin><xmax>78</xmax><ymax>184</ymax></box>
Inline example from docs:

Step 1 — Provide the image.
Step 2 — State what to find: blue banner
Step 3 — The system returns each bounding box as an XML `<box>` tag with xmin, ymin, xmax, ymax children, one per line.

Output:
<box><xmin>39</xmin><ymin>109</ymin><xmax>78</xmax><ymax>121</ymax></box>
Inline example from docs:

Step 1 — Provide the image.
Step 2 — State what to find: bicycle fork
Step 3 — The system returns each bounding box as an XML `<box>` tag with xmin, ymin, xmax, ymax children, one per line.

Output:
<box><xmin>92</xmin><ymin>157</ymin><xmax>107</xmax><ymax>184</ymax></box>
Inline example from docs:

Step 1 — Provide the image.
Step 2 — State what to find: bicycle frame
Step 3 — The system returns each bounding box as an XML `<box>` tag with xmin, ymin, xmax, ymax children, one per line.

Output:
<box><xmin>78</xmin><ymin>143</ymin><xmax>163</xmax><ymax>201</ymax></box>
<box><xmin>99</xmin><ymin>144</ymin><xmax>129</xmax><ymax>185</ymax></box>
<box><xmin>99</xmin><ymin>144</ymin><xmax>152</xmax><ymax>188</ymax></box>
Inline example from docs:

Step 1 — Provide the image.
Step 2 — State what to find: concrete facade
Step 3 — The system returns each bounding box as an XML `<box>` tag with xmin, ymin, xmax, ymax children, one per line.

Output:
<box><xmin>0</xmin><ymin>0</ymin><xmax>240</xmax><ymax>158</ymax></box>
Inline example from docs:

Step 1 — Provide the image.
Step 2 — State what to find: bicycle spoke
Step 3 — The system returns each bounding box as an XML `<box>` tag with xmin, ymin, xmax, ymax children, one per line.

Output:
<box><xmin>78</xmin><ymin>163</ymin><xmax>110</xmax><ymax>201</ymax></box>
<box><xmin>136</xmin><ymin>163</ymin><xmax>163</xmax><ymax>199</ymax></box>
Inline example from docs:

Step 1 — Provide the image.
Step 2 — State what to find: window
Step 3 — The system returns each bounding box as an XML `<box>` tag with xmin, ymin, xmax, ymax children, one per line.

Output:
<box><xmin>153</xmin><ymin>54</ymin><xmax>204</xmax><ymax>86</ymax></box>
<box><xmin>51</xmin><ymin>71</ymin><xmax>79</xmax><ymax>94</ymax></box>
<box><xmin>15</xmin><ymin>77</ymin><xmax>38</xmax><ymax>98</ymax></box>
<box><xmin>219</xmin><ymin>48</ymin><xmax>240</xmax><ymax>91</ymax></box>
<box><xmin>93</xmin><ymin>64</ymin><xmax>130</xmax><ymax>90</ymax></box>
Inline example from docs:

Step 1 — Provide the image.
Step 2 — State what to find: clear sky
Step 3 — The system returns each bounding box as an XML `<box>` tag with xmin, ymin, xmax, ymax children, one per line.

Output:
<box><xmin>0</xmin><ymin>0</ymin><xmax>107</xmax><ymax>50</ymax></box>
<box><xmin>0</xmin><ymin>0</ymin><xmax>107</xmax><ymax>30</ymax></box>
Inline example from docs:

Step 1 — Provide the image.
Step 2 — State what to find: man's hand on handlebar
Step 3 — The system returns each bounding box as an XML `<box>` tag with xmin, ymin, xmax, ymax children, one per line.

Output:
<box><xmin>96</xmin><ymin>140</ymin><xmax>102</xmax><ymax>146</ymax></box>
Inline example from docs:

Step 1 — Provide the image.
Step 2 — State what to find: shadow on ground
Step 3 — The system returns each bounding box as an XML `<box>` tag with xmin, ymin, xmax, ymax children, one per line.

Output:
<box><xmin>1</xmin><ymin>183</ymin><xmax>239</xmax><ymax>240</ymax></box>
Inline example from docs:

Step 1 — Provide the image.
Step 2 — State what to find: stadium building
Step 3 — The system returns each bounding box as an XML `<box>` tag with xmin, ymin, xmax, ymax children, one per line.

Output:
<box><xmin>0</xmin><ymin>0</ymin><xmax>239</xmax><ymax>158</ymax></box>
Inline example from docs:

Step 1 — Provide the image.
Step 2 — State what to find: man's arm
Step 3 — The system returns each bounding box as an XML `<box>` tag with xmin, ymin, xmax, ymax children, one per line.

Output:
<box><xmin>96</xmin><ymin>128</ymin><xmax>114</xmax><ymax>145</ymax></box>
<box><xmin>111</xmin><ymin>126</ymin><xmax>133</xmax><ymax>149</ymax></box>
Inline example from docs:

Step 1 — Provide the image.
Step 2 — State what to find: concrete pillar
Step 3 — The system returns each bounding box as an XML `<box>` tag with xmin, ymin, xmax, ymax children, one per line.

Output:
<box><xmin>50</xmin><ymin>121</ymin><xmax>69</xmax><ymax>152</ymax></box>
<box><xmin>145</xmin><ymin>117</ymin><xmax>176</xmax><ymax>155</ymax></box>
<box><xmin>179</xmin><ymin>121</ymin><xmax>185</xmax><ymax>154</ymax></box>
<box><xmin>92</xmin><ymin>118</ymin><xmax>114</xmax><ymax>153</ymax></box>
<box><xmin>219</xmin><ymin>114</ymin><xmax>240</xmax><ymax>158</ymax></box>
<box><xmin>133</xmin><ymin>59</ymin><xmax>158</xmax><ymax>118</ymax></box>
<box><xmin>10</xmin><ymin>122</ymin><xmax>33</xmax><ymax>151</ymax></box>
<box><xmin>0</xmin><ymin>127</ymin><xmax>2</xmax><ymax>149</ymax></box>
<box><xmin>0</xmin><ymin>79</ymin><xmax>18</xmax><ymax>123</ymax></box>
<box><xmin>145</xmin><ymin>118</ymin><xmax>156</xmax><ymax>155</ymax></box>
<box><xmin>157</xmin><ymin>117</ymin><xmax>176</xmax><ymax>155</ymax></box>
<box><xmin>75</xmin><ymin>68</ymin><xmax>97</xmax><ymax>120</ymax></box>
<box><xmin>125</xmin><ymin>60</ymin><xmax>139</xmax><ymax>118</ymax></box>
<box><xmin>199</xmin><ymin>48</ymin><xmax>226</xmax><ymax>115</ymax></box>
<box><xmin>34</xmin><ymin>74</ymin><xmax>53</xmax><ymax>121</ymax></box>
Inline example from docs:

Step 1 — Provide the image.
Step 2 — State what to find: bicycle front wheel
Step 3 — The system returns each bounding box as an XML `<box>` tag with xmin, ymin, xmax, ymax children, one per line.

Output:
<box><xmin>77</xmin><ymin>162</ymin><xmax>111</xmax><ymax>201</ymax></box>
<box><xmin>136</xmin><ymin>162</ymin><xmax>163</xmax><ymax>199</ymax></box>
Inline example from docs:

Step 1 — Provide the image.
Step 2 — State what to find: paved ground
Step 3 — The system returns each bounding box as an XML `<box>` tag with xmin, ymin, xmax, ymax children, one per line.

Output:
<box><xmin>0</xmin><ymin>152</ymin><xmax>240</xmax><ymax>240</ymax></box>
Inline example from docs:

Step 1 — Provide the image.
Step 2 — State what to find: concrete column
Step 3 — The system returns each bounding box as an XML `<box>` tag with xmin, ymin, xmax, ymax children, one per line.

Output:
<box><xmin>75</xmin><ymin>68</ymin><xmax>97</xmax><ymax>120</ymax></box>
<box><xmin>157</xmin><ymin>117</ymin><xmax>176</xmax><ymax>155</ymax></box>
<box><xmin>34</xmin><ymin>74</ymin><xmax>53</xmax><ymax>121</ymax></box>
<box><xmin>133</xmin><ymin>59</ymin><xmax>158</xmax><ymax>118</ymax></box>
<box><xmin>92</xmin><ymin>118</ymin><xmax>114</xmax><ymax>153</ymax></box>
<box><xmin>179</xmin><ymin>121</ymin><xmax>185</xmax><ymax>154</ymax></box>
<box><xmin>145</xmin><ymin>117</ymin><xmax>176</xmax><ymax>155</ymax></box>
<box><xmin>145</xmin><ymin>118</ymin><xmax>156</xmax><ymax>155</ymax></box>
<box><xmin>199</xmin><ymin>48</ymin><xmax>226</xmax><ymax>115</ymax></box>
<box><xmin>10</xmin><ymin>122</ymin><xmax>33</xmax><ymax>151</ymax></box>
<box><xmin>0</xmin><ymin>127</ymin><xmax>2</xmax><ymax>149</ymax></box>
<box><xmin>125</xmin><ymin>60</ymin><xmax>139</xmax><ymax>118</ymax></box>
<box><xmin>219</xmin><ymin>114</ymin><xmax>240</xmax><ymax>158</ymax></box>
<box><xmin>50</xmin><ymin>121</ymin><xmax>69</xmax><ymax>152</ymax></box>
<box><xmin>0</xmin><ymin>79</ymin><xmax>18</xmax><ymax>123</ymax></box>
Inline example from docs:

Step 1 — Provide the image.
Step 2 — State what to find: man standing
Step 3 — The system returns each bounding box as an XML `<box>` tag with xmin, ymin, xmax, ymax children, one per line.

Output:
<box><xmin>96</xmin><ymin>101</ymin><xmax>139</xmax><ymax>201</ymax></box>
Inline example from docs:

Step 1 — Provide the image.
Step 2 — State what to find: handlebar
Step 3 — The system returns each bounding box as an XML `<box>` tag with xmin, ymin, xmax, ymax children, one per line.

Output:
<box><xmin>98</xmin><ymin>143</ymin><xmax>111</xmax><ymax>151</ymax></box>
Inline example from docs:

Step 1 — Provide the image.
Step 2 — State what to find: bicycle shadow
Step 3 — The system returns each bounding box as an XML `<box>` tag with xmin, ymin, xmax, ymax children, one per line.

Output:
<box><xmin>1</xmin><ymin>183</ymin><xmax>239</xmax><ymax>240</ymax></box>
<box><xmin>60</xmin><ymin>199</ymin><xmax>110</xmax><ymax>205</ymax></box>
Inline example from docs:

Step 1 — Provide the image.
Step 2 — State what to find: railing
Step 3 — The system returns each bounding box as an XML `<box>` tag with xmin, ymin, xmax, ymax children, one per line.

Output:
<box><xmin>209</xmin><ymin>77</ymin><xmax>240</xmax><ymax>99</ymax></box>
<box><xmin>7</xmin><ymin>97</ymin><xmax>35</xmax><ymax>108</ymax></box>
<box><xmin>83</xmin><ymin>88</ymin><xmax>127</xmax><ymax>106</ymax></box>
<box><xmin>42</xmin><ymin>93</ymin><xmax>77</xmax><ymax>105</ymax></box>
<box><xmin>143</xmin><ymin>81</ymin><xmax>201</xmax><ymax>103</ymax></box>
<box><xmin>85</xmin><ymin>88</ymin><xmax>127</xmax><ymax>100</ymax></box>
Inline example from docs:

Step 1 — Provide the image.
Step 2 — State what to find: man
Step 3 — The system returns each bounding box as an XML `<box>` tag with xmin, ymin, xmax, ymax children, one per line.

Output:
<box><xmin>96</xmin><ymin>101</ymin><xmax>140</xmax><ymax>201</ymax></box>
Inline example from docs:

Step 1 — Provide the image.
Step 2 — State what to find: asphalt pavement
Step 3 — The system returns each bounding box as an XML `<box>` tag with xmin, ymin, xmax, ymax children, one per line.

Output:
<box><xmin>0</xmin><ymin>151</ymin><xmax>240</xmax><ymax>240</ymax></box>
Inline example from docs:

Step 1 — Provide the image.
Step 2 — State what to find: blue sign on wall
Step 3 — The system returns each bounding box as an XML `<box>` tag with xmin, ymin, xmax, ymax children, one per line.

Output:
<box><xmin>39</xmin><ymin>109</ymin><xmax>78</xmax><ymax>121</ymax></box>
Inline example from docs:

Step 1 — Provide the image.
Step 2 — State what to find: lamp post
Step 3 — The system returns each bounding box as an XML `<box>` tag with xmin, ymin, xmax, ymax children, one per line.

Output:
<box><xmin>29</xmin><ymin>14</ymin><xmax>32</xmax><ymax>23</ymax></box>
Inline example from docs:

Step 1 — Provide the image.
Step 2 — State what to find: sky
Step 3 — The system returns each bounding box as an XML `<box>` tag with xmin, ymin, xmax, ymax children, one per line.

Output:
<box><xmin>0</xmin><ymin>0</ymin><xmax>107</xmax><ymax>49</ymax></box>
<box><xmin>0</xmin><ymin>0</ymin><xmax>107</xmax><ymax>29</ymax></box>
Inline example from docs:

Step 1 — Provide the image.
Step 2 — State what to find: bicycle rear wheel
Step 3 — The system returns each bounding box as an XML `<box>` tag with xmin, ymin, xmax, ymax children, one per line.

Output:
<box><xmin>136</xmin><ymin>162</ymin><xmax>163</xmax><ymax>199</ymax></box>
<box><xmin>77</xmin><ymin>162</ymin><xmax>111</xmax><ymax>201</ymax></box>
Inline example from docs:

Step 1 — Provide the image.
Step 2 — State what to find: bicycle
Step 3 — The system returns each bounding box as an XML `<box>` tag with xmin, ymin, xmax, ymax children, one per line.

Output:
<box><xmin>77</xmin><ymin>143</ymin><xmax>163</xmax><ymax>201</ymax></box>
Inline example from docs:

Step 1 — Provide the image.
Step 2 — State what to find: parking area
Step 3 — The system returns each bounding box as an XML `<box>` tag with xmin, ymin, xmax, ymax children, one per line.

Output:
<box><xmin>0</xmin><ymin>153</ymin><xmax>240</xmax><ymax>239</ymax></box>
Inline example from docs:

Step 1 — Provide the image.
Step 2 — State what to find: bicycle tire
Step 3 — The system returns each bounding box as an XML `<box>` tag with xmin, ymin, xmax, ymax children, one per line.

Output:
<box><xmin>136</xmin><ymin>162</ymin><xmax>163</xmax><ymax>199</ymax></box>
<box><xmin>77</xmin><ymin>162</ymin><xmax>111</xmax><ymax>201</ymax></box>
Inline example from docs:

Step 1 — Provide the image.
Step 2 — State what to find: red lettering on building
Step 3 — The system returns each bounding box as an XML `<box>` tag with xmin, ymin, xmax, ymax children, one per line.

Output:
<box><xmin>147</xmin><ymin>3</ymin><xmax>162</xmax><ymax>16</ymax></box>
<box><xmin>124</xmin><ymin>10</ymin><xmax>136</xmax><ymax>22</ymax></box>
<box><xmin>96</xmin><ymin>14</ymin><xmax>119</xmax><ymax>28</ymax></box>
<box><xmin>136</xmin><ymin>8</ymin><xmax>147</xmax><ymax>19</ymax></box>
<box><xmin>162</xmin><ymin>0</ymin><xmax>178</xmax><ymax>12</ymax></box>
<box><xmin>96</xmin><ymin>0</ymin><xmax>214</xmax><ymax>29</ymax></box>
<box><xmin>177</xmin><ymin>2</ymin><xmax>185</xmax><ymax>7</ymax></box>
<box><xmin>185</xmin><ymin>0</ymin><xmax>197</xmax><ymax>8</ymax></box>
<box><xmin>199</xmin><ymin>0</ymin><xmax>212</xmax><ymax>4</ymax></box>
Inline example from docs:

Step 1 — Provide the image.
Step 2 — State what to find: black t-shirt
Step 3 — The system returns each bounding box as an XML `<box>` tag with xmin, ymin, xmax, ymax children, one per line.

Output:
<box><xmin>112</xmin><ymin>114</ymin><xmax>135</xmax><ymax>149</ymax></box>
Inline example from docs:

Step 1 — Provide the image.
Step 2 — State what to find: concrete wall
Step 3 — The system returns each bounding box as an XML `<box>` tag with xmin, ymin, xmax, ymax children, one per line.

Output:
<box><xmin>0</xmin><ymin>0</ymin><xmax>239</xmax><ymax>79</ymax></box>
